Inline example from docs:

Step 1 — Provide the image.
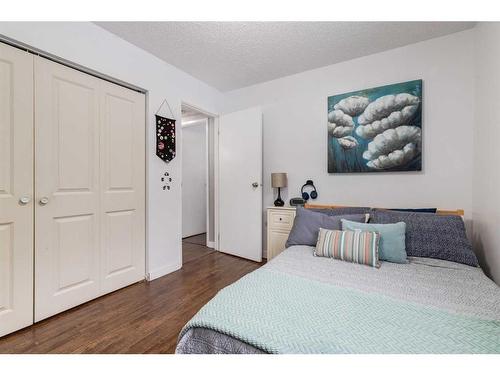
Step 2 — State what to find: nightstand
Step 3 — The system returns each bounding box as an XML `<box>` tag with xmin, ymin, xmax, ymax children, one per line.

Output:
<box><xmin>266</xmin><ymin>206</ymin><xmax>296</xmax><ymax>260</ymax></box>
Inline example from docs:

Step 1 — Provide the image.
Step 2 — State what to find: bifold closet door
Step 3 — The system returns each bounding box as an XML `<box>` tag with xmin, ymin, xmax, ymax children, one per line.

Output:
<box><xmin>0</xmin><ymin>44</ymin><xmax>34</xmax><ymax>336</ymax></box>
<box><xmin>34</xmin><ymin>57</ymin><xmax>146</xmax><ymax>322</ymax></box>
<box><xmin>34</xmin><ymin>57</ymin><xmax>101</xmax><ymax>321</ymax></box>
<box><xmin>99</xmin><ymin>79</ymin><xmax>145</xmax><ymax>295</ymax></box>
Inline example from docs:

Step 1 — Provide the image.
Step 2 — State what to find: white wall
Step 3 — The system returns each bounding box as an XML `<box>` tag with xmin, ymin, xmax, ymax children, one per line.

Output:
<box><xmin>221</xmin><ymin>30</ymin><xmax>476</xmax><ymax>255</ymax></box>
<box><xmin>0</xmin><ymin>22</ymin><xmax>222</xmax><ymax>280</ymax></box>
<box><xmin>472</xmin><ymin>23</ymin><xmax>500</xmax><ymax>284</ymax></box>
<box><xmin>182</xmin><ymin>120</ymin><xmax>207</xmax><ymax>238</ymax></box>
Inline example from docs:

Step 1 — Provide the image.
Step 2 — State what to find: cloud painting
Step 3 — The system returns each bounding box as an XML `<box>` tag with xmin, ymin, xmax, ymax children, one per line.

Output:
<box><xmin>327</xmin><ymin>80</ymin><xmax>422</xmax><ymax>173</ymax></box>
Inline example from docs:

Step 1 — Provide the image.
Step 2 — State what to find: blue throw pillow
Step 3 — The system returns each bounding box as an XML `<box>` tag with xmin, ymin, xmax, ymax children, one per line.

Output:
<box><xmin>285</xmin><ymin>207</ymin><xmax>367</xmax><ymax>248</ymax></box>
<box><xmin>371</xmin><ymin>209</ymin><xmax>478</xmax><ymax>267</ymax></box>
<box><xmin>341</xmin><ymin>219</ymin><xmax>407</xmax><ymax>264</ymax></box>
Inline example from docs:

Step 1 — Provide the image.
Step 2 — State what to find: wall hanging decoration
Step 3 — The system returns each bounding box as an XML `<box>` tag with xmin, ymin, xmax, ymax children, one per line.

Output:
<box><xmin>161</xmin><ymin>171</ymin><xmax>173</xmax><ymax>191</ymax></box>
<box><xmin>156</xmin><ymin>98</ymin><xmax>176</xmax><ymax>163</ymax></box>
<box><xmin>327</xmin><ymin>79</ymin><xmax>422</xmax><ymax>173</ymax></box>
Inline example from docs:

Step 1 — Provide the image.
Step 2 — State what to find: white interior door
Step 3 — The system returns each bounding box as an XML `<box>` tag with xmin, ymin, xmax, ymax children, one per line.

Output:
<box><xmin>218</xmin><ymin>107</ymin><xmax>262</xmax><ymax>262</ymax></box>
<box><xmin>0</xmin><ymin>43</ymin><xmax>34</xmax><ymax>336</ymax></box>
<box><xmin>34</xmin><ymin>57</ymin><xmax>101</xmax><ymax>321</ymax></box>
<box><xmin>99</xmin><ymin>80</ymin><xmax>145</xmax><ymax>295</ymax></box>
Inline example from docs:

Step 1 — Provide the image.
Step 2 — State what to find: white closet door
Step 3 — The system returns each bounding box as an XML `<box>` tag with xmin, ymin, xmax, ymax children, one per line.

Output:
<box><xmin>0</xmin><ymin>44</ymin><xmax>34</xmax><ymax>336</ymax></box>
<box><xmin>99</xmin><ymin>80</ymin><xmax>145</xmax><ymax>294</ymax></box>
<box><xmin>34</xmin><ymin>57</ymin><xmax>101</xmax><ymax>321</ymax></box>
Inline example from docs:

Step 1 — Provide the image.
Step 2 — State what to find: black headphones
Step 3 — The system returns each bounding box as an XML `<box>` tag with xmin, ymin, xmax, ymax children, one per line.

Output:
<box><xmin>301</xmin><ymin>180</ymin><xmax>318</xmax><ymax>201</ymax></box>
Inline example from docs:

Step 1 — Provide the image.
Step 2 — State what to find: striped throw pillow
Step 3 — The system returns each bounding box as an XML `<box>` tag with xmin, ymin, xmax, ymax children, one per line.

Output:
<box><xmin>314</xmin><ymin>228</ymin><xmax>381</xmax><ymax>268</ymax></box>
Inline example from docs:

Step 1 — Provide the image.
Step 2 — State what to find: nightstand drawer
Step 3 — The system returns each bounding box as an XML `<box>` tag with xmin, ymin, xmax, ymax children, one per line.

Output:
<box><xmin>269</xmin><ymin>210</ymin><xmax>295</xmax><ymax>229</ymax></box>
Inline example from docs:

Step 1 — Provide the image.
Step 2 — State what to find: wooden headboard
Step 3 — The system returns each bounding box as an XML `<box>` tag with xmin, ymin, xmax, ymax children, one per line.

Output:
<box><xmin>304</xmin><ymin>204</ymin><xmax>464</xmax><ymax>216</ymax></box>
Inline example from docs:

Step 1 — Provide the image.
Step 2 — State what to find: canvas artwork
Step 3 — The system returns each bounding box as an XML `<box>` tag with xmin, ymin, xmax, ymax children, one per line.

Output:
<box><xmin>327</xmin><ymin>80</ymin><xmax>422</xmax><ymax>173</ymax></box>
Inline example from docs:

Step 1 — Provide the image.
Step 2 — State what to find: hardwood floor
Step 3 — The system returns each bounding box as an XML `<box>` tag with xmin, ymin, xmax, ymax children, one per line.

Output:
<box><xmin>0</xmin><ymin>238</ymin><xmax>263</xmax><ymax>354</ymax></box>
<box><xmin>183</xmin><ymin>233</ymin><xmax>207</xmax><ymax>246</ymax></box>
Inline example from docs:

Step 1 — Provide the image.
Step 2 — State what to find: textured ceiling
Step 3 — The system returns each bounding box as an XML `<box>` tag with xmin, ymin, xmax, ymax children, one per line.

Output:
<box><xmin>96</xmin><ymin>22</ymin><xmax>475</xmax><ymax>92</ymax></box>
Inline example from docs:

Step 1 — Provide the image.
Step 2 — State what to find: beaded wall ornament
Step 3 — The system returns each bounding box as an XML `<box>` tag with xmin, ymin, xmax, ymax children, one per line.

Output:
<box><xmin>155</xmin><ymin>98</ymin><xmax>176</xmax><ymax>163</ymax></box>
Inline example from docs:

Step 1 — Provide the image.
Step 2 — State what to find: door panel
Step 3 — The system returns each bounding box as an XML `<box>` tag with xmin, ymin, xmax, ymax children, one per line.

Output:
<box><xmin>0</xmin><ymin>223</ymin><xmax>13</xmax><ymax>310</ymax></box>
<box><xmin>219</xmin><ymin>107</ymin><xmax>262</xmax><ymax>262</ymax></box>
<box><xmin>34</xmin><ymin>57</ymin><xmax>101</xmax><ymax>322</ymax></box>
<box><xmin>0</xmin><ymin>43</ymin><xmax>34</xmax><ymax>336</ymax></box>
<box><xmin>53</xmin><ymin>214</ymin><xmax>95</xmax><ymax>293</ymax></box>
<box><xmin>99</xmin><ymin>81</ymin><xmax>145</xmax><ymax>294</ymax></box>
<box><xmin>56</xmin><ymin>79</ymin><xmax>95</xmax><ymax>191</ymax></box>
<box><xmin>105</xmin><ymin>210</ymin><xmax>134</xmax><ymax>274</ymax></box>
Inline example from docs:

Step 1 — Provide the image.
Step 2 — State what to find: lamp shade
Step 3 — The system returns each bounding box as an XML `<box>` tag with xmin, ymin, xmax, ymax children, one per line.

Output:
<box><xmin>271</xmin><ymin>173</ymin><xmax>287</xmax><ymax>188</ymax></box>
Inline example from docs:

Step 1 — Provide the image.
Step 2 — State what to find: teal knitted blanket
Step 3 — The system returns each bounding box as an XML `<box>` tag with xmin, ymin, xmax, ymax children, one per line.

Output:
<box><xmin>179</xmin><ymin>268</ymin><xmax>500</xmax><ymax>353</ymax></box>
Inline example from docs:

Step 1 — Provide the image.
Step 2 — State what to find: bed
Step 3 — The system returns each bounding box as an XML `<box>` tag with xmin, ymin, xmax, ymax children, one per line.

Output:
<box><xmin>176</xmin><ymin>208</ymin><xmax>500</xmax><ymax>354</ymax></box>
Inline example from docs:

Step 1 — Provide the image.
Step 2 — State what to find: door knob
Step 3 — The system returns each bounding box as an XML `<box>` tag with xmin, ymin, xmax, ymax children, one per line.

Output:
<box><xmin>252</xmin><ymin>182</ymin><xmax>259</xmax><ymax>188</ymax></box>
<box><xmin>39</xmin><ymin>197</ymin><xmax>49</xmax><ymax>206</ymax></box>
<box><xmin>19</xmin><ymin>196</ymin><xmax>31</xmax><ymax>205</ymax></box>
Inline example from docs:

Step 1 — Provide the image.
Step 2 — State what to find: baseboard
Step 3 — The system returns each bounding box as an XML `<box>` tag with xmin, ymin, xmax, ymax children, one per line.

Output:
<box><xmin>147</xmin><ymin>261</ymin><xmax>182</xmax><ymax>281</ymax></box>
<box><xmin>207</xmin><ymin>241</ymin><xmax>215</xmax><ymax>249</ymax></box>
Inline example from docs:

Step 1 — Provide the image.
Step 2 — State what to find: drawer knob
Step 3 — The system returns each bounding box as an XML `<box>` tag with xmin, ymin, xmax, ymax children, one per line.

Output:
<box><xmin>279</xmin><ymin>217</ymin><xmax>282</xmax><ymax>221</ymax></box>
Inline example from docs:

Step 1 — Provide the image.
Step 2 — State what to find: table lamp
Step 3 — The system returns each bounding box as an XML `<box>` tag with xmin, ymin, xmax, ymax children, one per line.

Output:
<box><xmin>271</xmin><ymin>173</ymin><xmax>287</xmax><ymax>207</ymax></box>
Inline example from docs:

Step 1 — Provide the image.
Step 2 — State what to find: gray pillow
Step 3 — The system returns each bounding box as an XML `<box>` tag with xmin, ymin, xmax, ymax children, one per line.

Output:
<box><xmin>285</xmin><ymin>207</ymin><xmax>367</xmax><ymax>248</ymax></box>
<box><xmin>308</xmin><ymin>206</ymin><xmax>371</xmax><ymax>216</ymax></box>
<box><xmin>371</xmin><ymin>209</ymin><xmax>478</xmax><ymax>267</ymax></box>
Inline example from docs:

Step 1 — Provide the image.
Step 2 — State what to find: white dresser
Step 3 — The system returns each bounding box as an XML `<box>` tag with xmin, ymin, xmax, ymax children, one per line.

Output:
<box><xmin>266</xmin><ymin>206</ymin><xmax>296</xmax><ymax>260</ymax></box>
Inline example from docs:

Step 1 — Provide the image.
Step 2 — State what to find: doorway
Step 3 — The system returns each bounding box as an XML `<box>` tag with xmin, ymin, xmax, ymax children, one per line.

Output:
<box><xmin>181</xmin><ymin>104</ymin><xmax>217</xmax><ymax>264</ymax></box>
<box><xmin>180</xmin><ymin>103</ymin><xmax>263</xmax><ymax>265</ymax></box>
